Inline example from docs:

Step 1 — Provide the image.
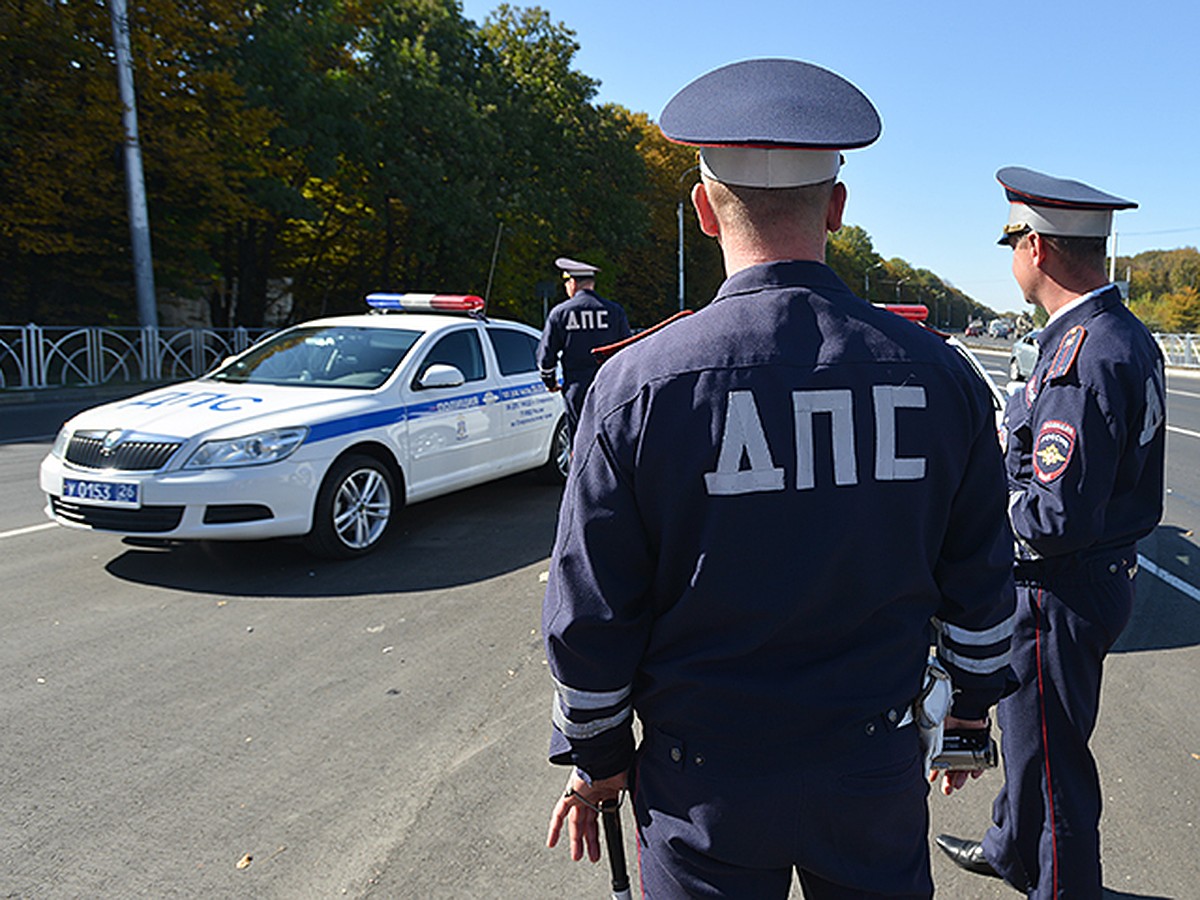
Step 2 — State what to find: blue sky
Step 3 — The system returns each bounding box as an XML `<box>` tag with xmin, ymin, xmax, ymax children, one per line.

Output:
<box><xmin>459</xmin><ymin>0</ymin><xmax>1200</xmax><ymax>314</ymax></box>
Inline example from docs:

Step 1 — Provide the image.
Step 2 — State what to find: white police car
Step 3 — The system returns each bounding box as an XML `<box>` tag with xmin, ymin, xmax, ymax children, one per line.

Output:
<box><xmin>881</xmin><ymin>304</ymin><xmax>1007</xmax><ymax>431</ymax></box>
<box><xmin>40</xmin><ymin>294</ymin><xmax>569</xmax><ymax>558</ymax></box>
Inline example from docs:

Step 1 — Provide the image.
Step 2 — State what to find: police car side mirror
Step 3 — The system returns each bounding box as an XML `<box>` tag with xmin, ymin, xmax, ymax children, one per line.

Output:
<box><xmin>417</xmin><ymin>364</ymin><xmax>466</xmax><ymax>389</ymax></box>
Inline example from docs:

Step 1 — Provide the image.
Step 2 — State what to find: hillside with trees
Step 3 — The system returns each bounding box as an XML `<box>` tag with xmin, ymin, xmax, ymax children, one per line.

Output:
<box><xmin>1121</xmin><ymin>247</ymin><xmax>1200</xmax><ymax>333</ymax></box>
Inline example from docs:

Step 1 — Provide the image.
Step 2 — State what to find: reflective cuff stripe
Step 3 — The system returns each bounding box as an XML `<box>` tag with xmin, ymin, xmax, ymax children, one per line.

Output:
<box><xmin>540</xmin><ymin>368</ymin><xmax>557</xmax><ymax>377</ymax></box>
<box><xmin>552</xmin><ymin>696</ymin><xmax>632</xmax><ymax>740</ymax></box>
<box><xmin>935</xmin><ymin>612</ymin><xmax>1017</xmax><ymax>646</ymax></box>
<box><xmin>940</xmin><ymin>644</ymin><xmax>1012</xmax><ymax>675</ymax></box>
<box><xmin>1007</xmin><ymin>489</ymin><xmax>1023</xmax><ymax>520</ymax></box>
<box><xmin>552</xmin><ymin>677</ymin><xmax>631</xmax><ymax>710</ymax></box>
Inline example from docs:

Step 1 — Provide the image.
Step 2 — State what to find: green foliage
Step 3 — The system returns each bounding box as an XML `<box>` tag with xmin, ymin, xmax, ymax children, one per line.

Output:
<box><xmin>1123</xmin><ymin>247</ymin><xmax>1200</xmax><ymax>333</ymax></box>
<box><xmin>0</xmin><ymin>0</ymin><xmax>1025</xmax><ymax>332</ymax></box>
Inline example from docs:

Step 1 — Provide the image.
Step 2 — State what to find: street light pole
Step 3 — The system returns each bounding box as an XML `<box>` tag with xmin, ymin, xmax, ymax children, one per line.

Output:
<box><xmin>895</xmin><ymin>277</ymin><xmax>909</xmax><ymax>299</ymax></box>
<box><xmin>677</xmin><ymin>197</ymin><xmax>685</xmax><ymax>311</ymax></box>
<box><xmin>865</xmin><ymin>262</ymin><xmax>884</xmax><ymax>300</ymax></box>
<box><xmin>109</xmin><ymin>0</ymin><xmax>157</xmax><ymax>329</ymax></box>
<box><xmin>677</xmin><ymin>165</ymin><xmax>699</xmax><ymax>311</ymax></box>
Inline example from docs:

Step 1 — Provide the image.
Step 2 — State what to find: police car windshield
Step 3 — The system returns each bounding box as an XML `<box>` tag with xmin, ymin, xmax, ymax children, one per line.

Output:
<box><xmin>209</xmin><ymin>326</ymin><xmax>422</xmax><ymax>389</ymax></box>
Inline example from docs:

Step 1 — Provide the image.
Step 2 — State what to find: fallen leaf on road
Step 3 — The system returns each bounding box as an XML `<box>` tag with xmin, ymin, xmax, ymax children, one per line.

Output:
<box><xmin>236</xmin><ymin>854</ymin><xmax>252</xmax><ymax>870</ymax></box>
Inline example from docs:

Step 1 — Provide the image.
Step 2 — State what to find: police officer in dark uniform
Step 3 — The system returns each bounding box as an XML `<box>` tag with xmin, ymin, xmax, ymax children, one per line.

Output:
<box><xmin>936</xmin><ymin>168</ymin><xmax>1166</xmax><ymax>898</ymax></box>
<box><xmin>536</xmin><ymin>257</ymin><xmax>632</xmax><ymax>446</ymax></box>
<box><xmin>543</xmin><ymin>59</ymin><xmax>1017</xmax><ymax>899</ymax></box>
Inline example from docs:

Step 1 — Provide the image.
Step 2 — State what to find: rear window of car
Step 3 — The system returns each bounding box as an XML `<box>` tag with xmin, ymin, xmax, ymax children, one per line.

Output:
<box><xmin>487</xmin><ymin>328</ymin><xmax>539</xmax><ymax>376</ymax></box>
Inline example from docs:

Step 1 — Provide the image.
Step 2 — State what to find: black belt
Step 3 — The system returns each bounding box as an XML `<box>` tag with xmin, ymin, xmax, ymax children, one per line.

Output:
<box><xmin>1014</xmin><ymin>545</ymin><xmax>1138</xmax><ymax>583</ymax></box>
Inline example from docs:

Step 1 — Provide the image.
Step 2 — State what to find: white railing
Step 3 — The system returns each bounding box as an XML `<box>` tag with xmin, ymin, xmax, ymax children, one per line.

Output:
<box><xmin>1154</xmin><ymin>333</ymin><xmax>1200</xmax><ymax>368</ymax></box>
<box><xmin>0</xmin><ymin>324</ymin><xmax>274</xmax><ymax>390</ymax></box>
<box><xmin>1</xmin><ymin>324</ymin><xmax>1196</xmax><ymax>392</ymax></box>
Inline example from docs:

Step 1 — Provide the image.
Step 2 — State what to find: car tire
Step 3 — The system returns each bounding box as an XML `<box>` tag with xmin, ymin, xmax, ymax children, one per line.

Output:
<box><xmin>303</xmin><ymin>454</ymin><xmax>396</xmax><ymax>558</ymax></box>
<box><xmin>1009</xmin><ymin>357</ymin><xmax>1022</xmax><ymax>381</ymax></box>
<box><xmin>538</xmin><ymin>417</ymin><xmax>571</xmax><ymax>484</ymax></box>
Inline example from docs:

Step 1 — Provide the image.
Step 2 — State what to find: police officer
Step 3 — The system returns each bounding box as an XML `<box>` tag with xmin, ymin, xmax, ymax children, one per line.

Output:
<box><xmin>543</xmin><ymin>59</ymin><xmax>1017</xmax><ymax>899</ymax></box>
<box><xmin>536</xmin><ymin>257</ymin><xmax>632</xmax><ymax>446</ymax></box>
<box><xmin>936</xmin><ymin>169</ymin><xmax>1166</xmax><ymax>897</ymax></box>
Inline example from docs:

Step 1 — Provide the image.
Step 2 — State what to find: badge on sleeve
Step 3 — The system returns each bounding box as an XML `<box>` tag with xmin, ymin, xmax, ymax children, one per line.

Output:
<box><xmin>1046</xmin><ymin>326</ymin><xmax>1086</xmax><ymax>381</ymax></box>
<box><xmin>1034</xmin><ymin>420</ymin><xmax>1076</xmax><ymax>483</ymax></box>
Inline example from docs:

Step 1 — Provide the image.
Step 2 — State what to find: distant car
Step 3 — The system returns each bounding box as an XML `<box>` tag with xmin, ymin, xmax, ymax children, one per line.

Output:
<box><xmin>964</xmin><ymin>321</ymin><xmax>985</xmax><ymax>337</ymax></box>
<box><xmin>40</xmin><ymin>293</ymin><xmax>569</xmax><ymax>558</ymax></box>
<box><xmin>1008</xmin><ymin>329</ymin><xmax>1042</xmax><ymax>382</ymax></box>
<box><xmin>988</xmin><ymin>319</ymin><xmax>1013</xmax><ymax>339</ymax></box>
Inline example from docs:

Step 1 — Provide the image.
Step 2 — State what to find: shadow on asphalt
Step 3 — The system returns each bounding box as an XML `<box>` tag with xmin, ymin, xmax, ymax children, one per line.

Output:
<box><xmin>1113</xmin><ymin>524</ymin><xmax>1200</xmax><ymax>654</ymax></box>
<box><xmin>102</xmin><ymin>473</ymin><xmax>562</xmax><ymax>598</ymax></box>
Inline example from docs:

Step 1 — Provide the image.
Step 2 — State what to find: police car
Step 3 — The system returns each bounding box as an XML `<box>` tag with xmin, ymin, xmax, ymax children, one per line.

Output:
<box><xmin>882</xmin><ymin>304</ymin><xmax>1007</xmax><ymax>429</ymax></box>
<box><xmin>39</xmin><ymin>294</ymin><xmax>569</xmax><ymax>558</ymax></box>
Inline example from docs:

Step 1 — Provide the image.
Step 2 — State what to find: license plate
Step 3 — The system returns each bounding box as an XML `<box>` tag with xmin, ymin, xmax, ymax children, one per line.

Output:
<box><xmin>62</xmin><ymin>478</ymin><xmax>140</xmax><ymax>507</ymax></box>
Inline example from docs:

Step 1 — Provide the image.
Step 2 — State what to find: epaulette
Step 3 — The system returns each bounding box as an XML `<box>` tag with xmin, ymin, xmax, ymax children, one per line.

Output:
<box><xmin>1045</xmin><ymin>325</ymin><xmax>1086</xmax><ymax>381</ymax></box>
<box><xmin>591</xmin><ymin>310</ymin><xmax>693</xmax><ymax>365</ymax></box>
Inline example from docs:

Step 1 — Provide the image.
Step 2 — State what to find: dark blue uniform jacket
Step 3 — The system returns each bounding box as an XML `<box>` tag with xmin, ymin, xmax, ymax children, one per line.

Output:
<box><xmin>536</xmin><ymin>288</ymin><xmax>632</xmax><ymax>385</ymax></box>
<box><xmin>1003</xmin><ymin>286</ymin><xmax>1165</xmax><ymax>559</ymax></box>
<box><xmin>543</xmin><ymin>262</ymin><xmax>1017</xmax><ymax>779</ymax></box>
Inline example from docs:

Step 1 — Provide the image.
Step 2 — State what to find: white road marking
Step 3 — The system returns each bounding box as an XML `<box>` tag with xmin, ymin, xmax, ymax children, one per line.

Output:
<box><xmin>1167</xmin><ymin>425</ymin><xmax>1200</xmax><ymax>440</ymax></box>
<box><xmin>1138</xmin><ymin>554</ymin><xmax>1200</xmax><ymax>605</ymax></box>
<box><xmin>0</xmin><ymin>522</ymin><xmax>58</xmax><ymax>540</ymax></box>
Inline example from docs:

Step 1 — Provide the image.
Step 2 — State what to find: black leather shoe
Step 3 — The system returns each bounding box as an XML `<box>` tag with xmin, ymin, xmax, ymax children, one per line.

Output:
<box><xmin>934</xmin><ymin>834</ymin><xmax>1001</xmax><ymax>879</ymax></box>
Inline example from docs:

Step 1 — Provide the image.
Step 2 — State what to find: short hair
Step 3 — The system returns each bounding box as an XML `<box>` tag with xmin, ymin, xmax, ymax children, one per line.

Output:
<box><xmin>704</xmin><ymin>177</ymin><xmax>836</xmax><ymax>234</ymax></box>
<box><xmin>1040</xmin><ymin>234</ymin><xmax>1108</xmax><ymax>277</ymax></box>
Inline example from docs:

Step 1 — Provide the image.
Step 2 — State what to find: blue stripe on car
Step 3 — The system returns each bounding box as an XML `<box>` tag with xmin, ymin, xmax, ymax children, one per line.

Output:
<box><xmin>304</xmin><ymin>381</ymin><xmax>547</xmax><ymax>445</ymax></box>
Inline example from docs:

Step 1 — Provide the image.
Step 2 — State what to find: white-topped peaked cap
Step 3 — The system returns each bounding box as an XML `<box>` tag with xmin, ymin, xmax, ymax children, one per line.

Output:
<box><xmin>555</xmin><ymin>256</ymin><xmax>600</xmax><ymax>279</ymax></box>
<box><xmin>659</xmin><ymin>58</ymin><xmax>881</xmax><ymax>189</ymax></box>
<box><xmin>997</xmin><ymin>166</ymin><xmax>1137</xmax><ymax>244</ymax></box>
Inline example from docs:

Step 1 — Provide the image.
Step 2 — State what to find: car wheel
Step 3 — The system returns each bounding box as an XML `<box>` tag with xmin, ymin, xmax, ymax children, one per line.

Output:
<box><xmin>304</xmin><ymin>454</ymin><xmax>395</xmax><ymax>558</ymax></box>
<box><xmin>539</xmin><ymin>417</ymin><xmax>571</xmax><ymax>484</ymax></box>
<box><xmin>1009</xmin><ymin>357</ymin><xmax>1022</xmax><ymax>381</ymax></box>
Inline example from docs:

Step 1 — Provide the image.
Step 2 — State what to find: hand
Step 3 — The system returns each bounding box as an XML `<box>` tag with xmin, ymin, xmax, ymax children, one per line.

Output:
<box><xmin>930</xmin><ymin>715</ymin><xmax>988</xmax><ymax>796</ymax></box>
<box><xmin>546</xmin><ymin>770</ymin><xmax>627</xmax><ymax>862</ymax></box>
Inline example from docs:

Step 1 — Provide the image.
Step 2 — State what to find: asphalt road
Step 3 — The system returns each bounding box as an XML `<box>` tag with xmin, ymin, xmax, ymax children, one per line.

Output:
<box><xmin>1</xmin><ymin>354</ymin><xmax>1197</xmax><ymax>898</ymax></box>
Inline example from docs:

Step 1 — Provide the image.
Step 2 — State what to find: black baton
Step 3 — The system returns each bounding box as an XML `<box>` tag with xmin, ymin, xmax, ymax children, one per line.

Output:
<box><xmin>599</xmin><ymin>797</ymin><xmax>632</xmax><ymax>900</ymax></box>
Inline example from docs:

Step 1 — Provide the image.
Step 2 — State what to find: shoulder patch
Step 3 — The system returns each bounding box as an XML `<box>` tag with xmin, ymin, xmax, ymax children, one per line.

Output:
<box><xmin>1034</xmin><ymin>419</ymin><xmax>1076</xmax><ymax>483</ymax></box>
<box><xmin>591</xmin><ymin>310</ymin><xmax>693</xmax><ymax>365</ymax></box>
<box><xmin>1045</xmin><ymin>325</ymin><xmax>1086</xmax><ymax>381</ymax></box>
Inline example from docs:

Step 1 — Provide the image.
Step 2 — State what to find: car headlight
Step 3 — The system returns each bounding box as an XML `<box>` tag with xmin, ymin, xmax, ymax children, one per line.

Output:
<box><xmin>184</xmin><ymin>427</ymin><xmax>308</xmax><ymax>469</ymax></box>
<box><xmin>49</xmin><ymin>426</ymin><xmax>71</xmax><ymax>459</ymax></box>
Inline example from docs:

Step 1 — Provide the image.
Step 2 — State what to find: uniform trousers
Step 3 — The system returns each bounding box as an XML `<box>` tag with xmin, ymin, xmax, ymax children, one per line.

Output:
<box><xmin>982</xmin><ymin>550</ymin><xmax>1136</xmax><ymax>898</ymax></box>
<box><xmin>561</xmin><ymin>376</ymin><xmax>593</xmax><ymax>447</ymax></box>
<box><xmin>630</xmin><ymin>720</ymin><xmax>932</xmax><ymax>899</ymax></box>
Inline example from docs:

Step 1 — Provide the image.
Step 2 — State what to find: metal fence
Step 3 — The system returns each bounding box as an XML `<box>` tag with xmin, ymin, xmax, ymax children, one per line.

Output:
<box><xmin>1</xmin><ymin>323</ymin><xmax>1197</xmax><ymax>392</ymax></box>
<box><xmin>0</xmin><ymin>324</ymin><xmax>274</xmax><ymax>391</ymax></box>
<box><xmin>1153</xmin><ymin>333</ymin><xmax>1200</xmax><ymax>369</ymax></box>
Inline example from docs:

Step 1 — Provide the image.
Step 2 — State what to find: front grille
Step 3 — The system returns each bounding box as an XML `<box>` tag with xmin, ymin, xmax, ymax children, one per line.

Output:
<box><xmin>51</xmin><ymin>497</ymin><xmax>184</xmax><ymax>533</ymax></box>
<box><xmin>66</xmin><ymin>433</ymin><xmax>182</xmax><ymax>471</ymax></box>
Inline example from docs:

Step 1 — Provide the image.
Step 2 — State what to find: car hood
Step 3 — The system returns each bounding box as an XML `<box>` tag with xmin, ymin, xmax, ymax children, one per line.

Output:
<box><xmin>60</xmin><ymin>380</ymin><xmax>394</xmax><ymax>442</ymax></box>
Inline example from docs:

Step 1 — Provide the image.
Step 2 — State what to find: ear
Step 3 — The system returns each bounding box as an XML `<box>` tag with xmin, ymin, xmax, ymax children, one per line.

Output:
<box><xmin>826</xmin><ymin>182</ymin><xmax>847</xmax><ymax>233</ymax></box>
<box><xmin>692</xmin><ymin>182</ymin><xmax>721</xmax><ymax>237</ymax></box>
<box><xmin>1025</xmin><ymin>232</ymin><xmax>1049</xmax><ymax>269</ymax></box>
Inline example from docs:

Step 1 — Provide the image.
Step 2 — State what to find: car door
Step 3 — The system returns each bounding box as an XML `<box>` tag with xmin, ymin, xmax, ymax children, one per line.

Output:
<box><xmin>404</xmin><ymin>324</ymin><xmax>503</xmax><ymax>500</ymax></box>
<box><xmin>485</xmin><ymin>325</ymin><xmax>562</xmax><ymax>470</ymax></box>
